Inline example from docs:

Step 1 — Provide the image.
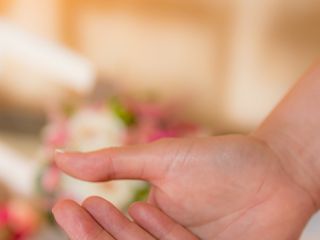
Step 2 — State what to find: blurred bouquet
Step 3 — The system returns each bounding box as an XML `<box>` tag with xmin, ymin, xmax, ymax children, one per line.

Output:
<box><xmin>36</xmin><ymin>96</ymin><xmax>203</xmax><ymax>225</ymax></box>
<box><xmin>0</xmin><ymin>186</ymin><xmax>39</xmax><ymax>240</ymax></box>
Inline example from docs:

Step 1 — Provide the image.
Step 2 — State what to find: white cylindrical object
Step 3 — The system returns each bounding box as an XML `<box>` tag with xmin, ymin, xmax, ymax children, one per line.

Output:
<box><xmin>0</xmin><ymin>19</ymin><xmax>95</xmax><ymax>94</ymax></box>
<box><xmin>0</xmin><ymin>143</ymin><xmax>36</xmax><ymax>196</ymax></box>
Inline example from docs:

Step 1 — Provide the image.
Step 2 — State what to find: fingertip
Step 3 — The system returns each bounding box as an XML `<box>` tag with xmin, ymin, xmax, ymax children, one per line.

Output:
<box><xmin>54</xmin><ymin>151</ymin><xmax>98</xmax><ymax>181</ymax></box>
<box><xmin>82</xmin><ymin>197</ymin><xmax>155</xmax><ymax>239</ymax></box>
<box><xmin>128</xmin><ymin>201</ymin><xmax>147</xmax><ymax>218</ymax></box>
<box><xmin>52</xmin><ymin>199</ymin><xmax>79</xmax><ymax>225</ymax></box>
<box><xmin>52</xmin><ymin>199</ymin><xmax>112</xmax><ymax>240</ymax></box>
<box><xmin>54</xmin><ymin>150</ymin><xmax>81</xmax><ymax>167</ymax></box>
<box><xmin>54</xmin><ymin>150</ymin><xmax>113</xmax><ymax>182</ymax></box>
<box><xmin>52</xmin><ymin>199</ymin><xmax>75</xmax><ymax>212</ymax></box>
<box><xmin>128</xmin><ymin>202</ymin><xmax>199</xmax><ymax>239</ymax></box>
<box><xmin>82</xmin><ymin>196</ymin><xmax>97</xmax><ymax>206</ymax></box>
<box><xmin>54</xmin><ymin>149</ymin><xmax>68</xmax><ymax>168</ymax></box>
<box><xmin>82</xmin><ymin>196</ymin><xmax>107</xmax><ymax>210</ymax></box>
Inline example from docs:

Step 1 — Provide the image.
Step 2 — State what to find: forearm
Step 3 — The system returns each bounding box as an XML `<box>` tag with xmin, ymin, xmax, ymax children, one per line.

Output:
<box><xmin>254</xmin><ymin>63</ymin><xmax>320</xmax><ymax>208</ymax></box>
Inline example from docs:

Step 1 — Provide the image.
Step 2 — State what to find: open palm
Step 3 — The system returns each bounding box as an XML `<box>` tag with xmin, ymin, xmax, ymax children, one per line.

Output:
<box><xmin>53</xmin><ymin>135</ymin><xmax>315</xmax><ymax>240</ymax></box>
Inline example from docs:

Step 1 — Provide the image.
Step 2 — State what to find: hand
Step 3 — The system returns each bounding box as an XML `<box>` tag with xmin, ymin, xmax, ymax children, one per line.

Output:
<box><xmin>53</xmin><ymin>135</ymin><xmax>316</xmax><ymax>240</ymax></box>
<box><xmin>53</xmin><ymin>64</ymin><xmax>320</xmax><ymax>239</ymax></box>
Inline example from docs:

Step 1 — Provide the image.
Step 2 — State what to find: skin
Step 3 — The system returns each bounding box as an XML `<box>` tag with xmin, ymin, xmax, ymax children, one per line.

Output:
<box><xmin>53</xmin><ymin>63</ymin><xmax>320</xmax><ymax>240</ymax></box>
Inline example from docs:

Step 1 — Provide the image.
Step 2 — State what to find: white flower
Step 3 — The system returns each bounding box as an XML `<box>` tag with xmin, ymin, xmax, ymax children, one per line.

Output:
<box><xmin>62</xmin><ymin>177</ymin><xmax>146</xmax><ymax>209</ymax></box>
<box><xmin>67</xmin><ymin>107</ymin><xmax>126</xmax><ymax>152</ymax></box>
<box><xmin>61</xmin><ymin>107</ymin><xmax>143</xmax><ymax>209</ymax></box>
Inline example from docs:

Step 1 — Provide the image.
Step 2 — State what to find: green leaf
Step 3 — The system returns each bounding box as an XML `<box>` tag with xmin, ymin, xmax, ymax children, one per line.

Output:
<box><xmin>109</xmin><ymin>98</ymin><xmax>136</xmax><ymax>126</ymax></box>
<box><xmin>123</xmin><ymin>184</ymin><xmax>150</xmax><ymax>211</ymax></box>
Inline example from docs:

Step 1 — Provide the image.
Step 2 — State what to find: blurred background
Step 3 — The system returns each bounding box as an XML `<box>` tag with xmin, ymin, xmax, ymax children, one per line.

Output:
<box><xmin>0</xmin><ymin>0</ymin><xmax>320</xmax><ymax>239</ymax></box>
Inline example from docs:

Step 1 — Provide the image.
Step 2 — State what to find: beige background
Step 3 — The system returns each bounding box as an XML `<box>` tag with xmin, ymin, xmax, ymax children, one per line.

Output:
<box><xmin>1</xmin><ymin>0</ymin><xmax>320</xmax><ymax>131</ymax></box>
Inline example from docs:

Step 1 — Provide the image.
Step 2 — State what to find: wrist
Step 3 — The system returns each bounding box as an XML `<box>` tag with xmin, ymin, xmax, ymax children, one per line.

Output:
<box><xmin>253</xmin><ymin>126</ymin><xmax>320</xmax><ymax>211</ymax></box>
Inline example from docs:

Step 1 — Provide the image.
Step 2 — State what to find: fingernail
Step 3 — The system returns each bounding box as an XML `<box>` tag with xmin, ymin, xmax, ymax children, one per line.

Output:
<box><xmin>51</xmin><ymin>199</ymin><xmax>68</xmax><ymax>215</ymax></box>
<box><xmin>52</xmin><ymin>205</ymin><xmax>57</xmax><ymax>215</ymax></box>
<box><xmin>55</xmin><ymin>148</ymin><xmax>65</xmax><ymax>154</ymax></box>
<box><xmin>52</xmin><ymin>203</ymin><xmax>60</xmax><ymax>216</ymax></box>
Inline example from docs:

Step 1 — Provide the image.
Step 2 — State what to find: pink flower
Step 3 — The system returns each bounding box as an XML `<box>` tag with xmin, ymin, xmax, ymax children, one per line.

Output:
<box><xmin>45</xmin><ymin>121</ymin><xmax>69</xmax><ymax>148</ymax></box>
<box><xmin>7</xmin><ymin>200</ymin><xmax>39</xmax><ymax>239</ymax></box>
<box><xmin>41</xmin><ymin>164</ymin><xmax>61</xmax><ymax>194</ymax></box>
<box><xmin>0</xmin><ymin>205</ymin><xmax>9</xmax><ymax>227</ymax></box>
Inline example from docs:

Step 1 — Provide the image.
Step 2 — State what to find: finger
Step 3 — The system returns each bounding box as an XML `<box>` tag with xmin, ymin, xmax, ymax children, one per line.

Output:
<box><xmin>55</xmin><ymin>138</ymin><xmax>181</xmax><ymax>182</ymax></box>
<box><xmin>82</xmin><ymin>196</ymin><xmax>155</xmax><ymax>240</ymax></box>
<box><xmin>52</xmin><ymin>199</ymin><xmax>114</xmax><ymax>240</ymax></box>
<box><xmin>128</xmin><ymin>202</ymin><xmax>199</xmax><ymax>240</ymax></box>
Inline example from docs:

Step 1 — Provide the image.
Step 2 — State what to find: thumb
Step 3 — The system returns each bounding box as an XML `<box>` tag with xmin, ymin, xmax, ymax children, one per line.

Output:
<box><xmin>54</xmin><ymin>138</ymin><xmax>182</xmax><ymax>182</ymax></box>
